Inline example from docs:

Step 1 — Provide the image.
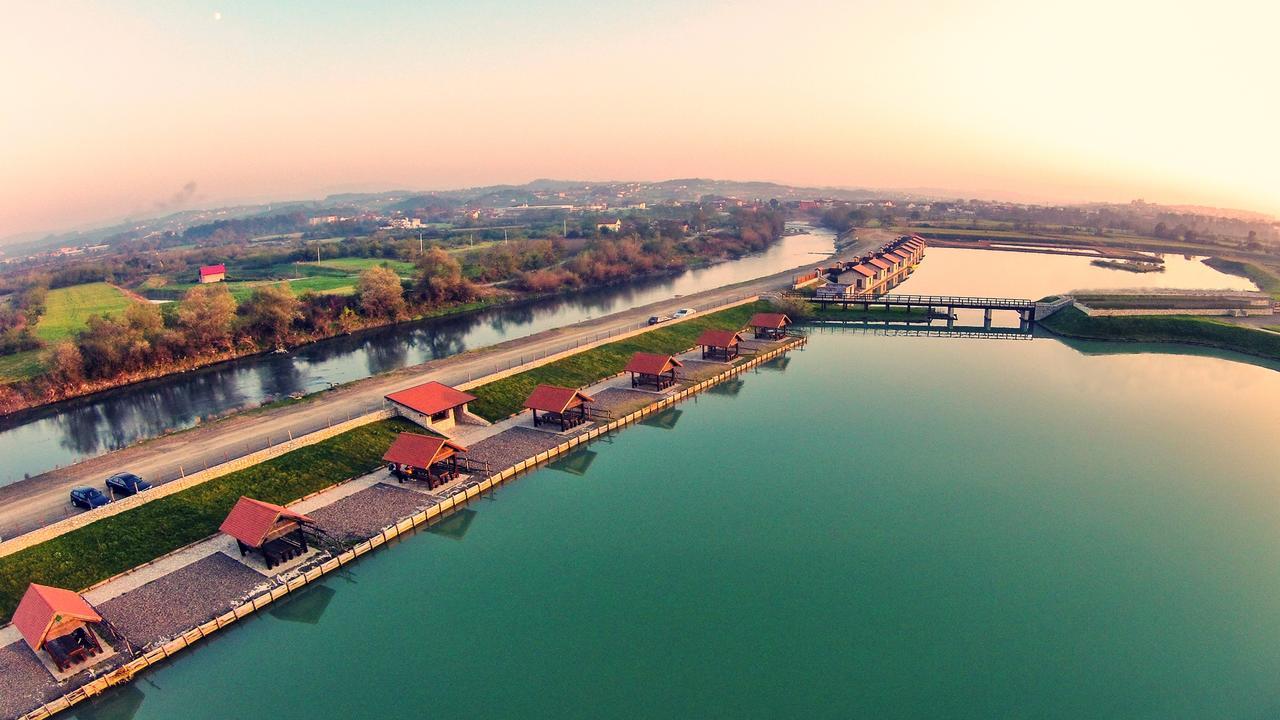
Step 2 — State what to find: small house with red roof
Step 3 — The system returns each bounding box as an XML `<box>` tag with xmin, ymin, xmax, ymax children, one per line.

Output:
<box><xmin>198</xmin><ymin>264</ymin><xmax>226</xmax><ymax>284</ymax></box>
<box><xmin>385</xmin><ymin>381</ymin><xmax>484</xmax><ymax>435</ymax></box>
<box><xmin>382</xmin><ymin>432</ymin><xmax>469</xmax><ymax>488</ymax></box>
<box><xmin>697</xmin><ymin>329</ymin><xmax>743</xmax><ymax>362</ymax></box>
<box><xmin>624</xmin><ymin>352</ymin><xmax>683</xmax><ymax>391</ymax></box>
<box><xmin>220</xmin><ymin>496</ymin><xmax>315</xmax><ymax>570</ymax></box>
<box><xmin>524</xmin><ymin>384</ymin><xmax>595</xmax><ymax>431</ymax></box>
<box><xmin>12</xmin><ymin>583</ymin><xmax>107</xmax><ymax>672</ymax></box>
<box><xmin>747</xmin><ymin>313</ymin><xmax>792</xmax><ymax>340</ymax></box>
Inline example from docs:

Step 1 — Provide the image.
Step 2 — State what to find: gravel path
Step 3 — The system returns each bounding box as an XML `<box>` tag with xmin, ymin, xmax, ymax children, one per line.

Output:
<box><xmin>0</xmin><ymin>641</ymin><xmax>61</xmax><ymax>720</ymax></box>
<box><xmin>465</xmin><ymin>426</ymin><xmax>567</xmax><ymax>471</ymax></box>
<box><xmin>98</xmin><ymin>552</ymin><xmax>270</xmax><ymax>649</ymax></box>
<box><xmin>308</xmin><ymin>483</ymin><xmax>434</xmax><ymax>545</ymax></box>
<box><xmin>590</xmin><ymin>387</ymin><xmax>660</xmax><ymax>416</ymax></box>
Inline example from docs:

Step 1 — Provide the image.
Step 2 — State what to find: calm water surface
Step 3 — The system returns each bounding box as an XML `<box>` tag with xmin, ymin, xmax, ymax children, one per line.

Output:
<box><xmin>0</xmin><ymin>227</ymin><xmax>834</xmax><ymax>483</ymax></box>
<box><xmin>74</xmin><ymin>331</ymin><xmax>1280</xmax><ymax>719</ymax></box>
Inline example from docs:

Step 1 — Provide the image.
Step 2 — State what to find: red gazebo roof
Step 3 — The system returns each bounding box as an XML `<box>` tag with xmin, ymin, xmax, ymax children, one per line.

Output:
<box><xmin>748</xmin><ymin>313</ymin><xmax>791</xmax><ymax>330</ymax></box>
<box><xmin>624</xmin><ymin>352</ymin><xmax>683</xmax><ymax>376</ymax></box>
<box><xmin>696</xmin><ymin>329</ymin><xmax>743</xmax><ymax>348</ymax></box>
<box><xmin>219</xmin><ymin>497</ymin><xmax>314</xmax><ymax>548</ymax></box>
<box><xmin>382</xmin><ymin>432</ymin><xmax>467</xmax><ymax>468</ymax></box>
<box><xmin>385</xmin><ymin>381</ymin><xmax>476</xmax><ymax>416</ymax></box>
<box><xmin>524</xmin><ymin>385</ymin><xmax>594</xmax><ymax>414</ymax></box>
<box><xmin>12</xmin><ymin>584</ymin><xmax>102</xmax><ymax>651</ymax></box>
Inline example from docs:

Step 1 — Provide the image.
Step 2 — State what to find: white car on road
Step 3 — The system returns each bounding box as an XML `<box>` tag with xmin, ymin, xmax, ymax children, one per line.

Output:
<box><xmin>671</xmin><ymin>308</ymin><xmax>696</xmax><ymax>319</ymax></box>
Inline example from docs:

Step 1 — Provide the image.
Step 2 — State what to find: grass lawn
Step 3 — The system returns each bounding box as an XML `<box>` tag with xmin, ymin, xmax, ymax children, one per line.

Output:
<box><xmin>1203</xmin><ymin>258</ymin><xmax>1280</xmax><ymax>300</ymax></box>
<box><xmin>467</xmin><ymin>300</ymin><xmax>773</xmax><ymax>422</ymax></box>
<box><xmin>308</xmin><ymin>257</ymin><xmax>415</xmax><ymax>276</ymax></box>
<box><xmin>34</xmin><ymin>283</ymin><xmax>138</xmax><ymax>343</ymax></box>
<box><xmin>0</xmin><ymin>417</ymin><xmax>418</xmax><ymax>624</ymax></box>
<box><xmin>0</xmin><ymin>349</ymin><xmax>46</xmax><ymax>383</ymax></box>
<box><xmin>1040</xmin><ymin>307</ymin><xmax>1280</xmax><ymax>361</ymax></box>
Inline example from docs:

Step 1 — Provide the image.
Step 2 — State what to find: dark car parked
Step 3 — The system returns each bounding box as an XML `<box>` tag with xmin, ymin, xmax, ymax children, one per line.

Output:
<box><xmin>70</xmin><ymin>487</ymin><xmax>110</xmax><ymax>510</ymax></box>
<box><xmin>106</xmin><ymin>472</ymin><xmax>151</xmax><ymax>496</ymax></box>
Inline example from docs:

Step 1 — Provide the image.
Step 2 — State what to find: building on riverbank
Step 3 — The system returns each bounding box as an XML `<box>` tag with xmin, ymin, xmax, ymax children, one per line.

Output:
<box><xmin>748</xmin><ymin>313</ymin><xmax>792</xmax><ymax>340</ymax></box>
<box><xmin>815</xmin><ymin>235</ymin><xmax>927</xmax><ymax>299</ymax></box>
<box><xmin>383</xmin><ymin>432</ymin><xmax>469</xmax><ymax>488</ymax></box>
<box><xmin>525</xmin><ymin>385</ymin><xmax>596</xmax><ymax>431</ymax></box>
<box><xmin>197</xmin><ymin>264</ymin><xmax>226</xmax><ymax>283</ymax></box>
<box><xmin>13</xmin><ymin>584</ymin><xmax>109</xmax><ymax>674</ymax></box>
<box><xmin>697</xmin><ymin>329</ymin><xmax>743</xmax><ymax>361</ymax></box>
<box><xmin>624</xmin><ymin>352</ymin><xmax>683</xmax><ymax>391</ymax></box>
<box><xmin>220</xmin><ymin>497</ymin><xmax>315</xmax><ymax>570</ymax></box>
<box><xmin>385</xmin><ymin>381</ymin><xmax>487</xmax><ymax>436</ymax></box>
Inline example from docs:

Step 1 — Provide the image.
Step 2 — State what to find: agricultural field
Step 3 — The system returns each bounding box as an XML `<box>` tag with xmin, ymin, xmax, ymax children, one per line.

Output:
<box><xmin>34</xmin><ymin>282</ymin><xmax>138</xmax><ymax>343</ymax></box>
<box><xmin>307</xmin><ymin>257</ymin><xmax>415</xmax><ymax>275</ymax></box>
<box><xmin>0</xmin><ymin>349</ymin><xmax>45</xmax><ymax>383</ymax></box>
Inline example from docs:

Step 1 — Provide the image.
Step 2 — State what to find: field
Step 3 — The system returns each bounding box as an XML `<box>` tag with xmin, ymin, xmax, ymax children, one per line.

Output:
<box><xmin>1203</xmin><ymin>258</ymin><xmax>1280</xmax><ymax>300</ymax></box>
<box><xmin>0</xmin><ymin>349</ymin><xmax>45</xmax><ymax>383</ymax></box>
<box><xmin>34</xmin><ymin>282</ymin><xmax>138</xmax><ymax>343</ymax></box>
<box><xmin>0</xmin><ymin>416</ymin><xmax>418</xmax><ymax>623</ymax></box>
<box><xmin>467</xmin><ymin>301</ymin><xmax>772</xmax><ymax>422</ymax></box>
<box><xmin>308</xmin><ymin>257</ymin><xmax>415</xmax><ymax>276</ymax></box>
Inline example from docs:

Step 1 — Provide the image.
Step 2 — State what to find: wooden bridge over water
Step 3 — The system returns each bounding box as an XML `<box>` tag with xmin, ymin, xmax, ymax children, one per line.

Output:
<box><xmin>786</xmin><ymin>291</ymin><xmax>1050</xmax><ymax>324</ymax></box>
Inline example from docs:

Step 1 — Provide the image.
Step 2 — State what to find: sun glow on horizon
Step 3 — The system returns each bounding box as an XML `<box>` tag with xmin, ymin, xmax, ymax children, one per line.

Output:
<box><xmin>0</xmin><ymin>0</ymin><xmax>1276</xmax><ymax>236</ymax></box>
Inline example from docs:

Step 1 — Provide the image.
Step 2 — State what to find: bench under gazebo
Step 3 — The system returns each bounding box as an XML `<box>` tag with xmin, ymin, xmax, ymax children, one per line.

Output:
<box><xmin>220</xmin><ymin>496</ymin><xmax>315</xmax><ymax>570</ymax></box>
<box><xmin>13</xmin><ymin>583</ymin><xmax>107</xmax><ymax>673</ymax></box>
<box><xmin>525</xmin><ymin>384</ymin><xmax>595</xmax><ymax>431</ymax></box>
<box><xmin>383</xmin><ymin>432</ymin><xmax>469</xmax><ymax>488</ymax></box>
<box><xmin>696</xmin><ymin>329</ymin><xmax>744</xmax><ymax>362</ymax></box>
<box><xmin>748</xmin><ymin>313</ymin><xmax>792</xmax><ymax>340</ymax></box>
<box><xmin>624</xmin><ymin>352</ymin><xmax>683</xmax><ymax>391</ymax></box>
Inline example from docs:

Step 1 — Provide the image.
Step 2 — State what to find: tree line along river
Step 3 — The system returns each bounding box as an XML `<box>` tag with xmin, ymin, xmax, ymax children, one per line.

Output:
<box><xmin>68</xmin><ymin>312</ymin><xmax>1280</xmax><ymax>720</ymax></box>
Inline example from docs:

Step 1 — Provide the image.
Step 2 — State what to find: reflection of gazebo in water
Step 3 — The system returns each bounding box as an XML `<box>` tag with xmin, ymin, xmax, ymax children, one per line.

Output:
<box><xmin>624</xmin><ymin>352</ymin><xmax>683</xmax><ymax>391</ymax></box>
<box><xmin>382</xmin><ymin>432</ymin><xmax>468</xmax><ymax>489</ymax></box>
<box><xmin>220</xmin><ymin>496</ymin><xmax>315</xmax><ymax>570</ymax></box>
<box><xmin>428</xmin><ymin>507</ymin><xmax>478</xmax><ymax>540</ymax></box>
<box><xmin>697</xmin><ymin>329</ymin><xmax>743</xmax><ymax>362</ymax></box>
<box><xmin>525</xmin><ymin>384</ymin><xmax>595</xmax><ymax>431</ymax></box>
<box><xmin>270</xmin><ymin>584</ymin><xmax>336</xmax><ymax>625</ymax></box>
<box><xmin>13</xmin><ymin>583</ymin><xmax>109</xmax><ymax>673</ymax></box>
<box><xmin>549</xmin><ymin>448</ymin><xmax>599</xmax><ymax>475</ymax></box>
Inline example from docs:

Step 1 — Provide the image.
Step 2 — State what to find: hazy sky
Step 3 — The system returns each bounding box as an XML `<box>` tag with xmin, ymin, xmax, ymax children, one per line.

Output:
<box><xmin>2</xmin><ymin>0</ymin><xmax>1276</xmax><ymax>237</ymax></box>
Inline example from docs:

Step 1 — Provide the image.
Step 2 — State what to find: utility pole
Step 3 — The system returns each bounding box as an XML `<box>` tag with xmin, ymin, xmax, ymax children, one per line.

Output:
<box><xmin>419</xmin><ymin>232</ymin><xmax>423</xmax><ymax>256</ymax></box>
<box><xmin>504</xmin><ymin>228</ymin><xmax>508</xmax><ymax>244</ymax></box>
<box><xmin>316</xmin><ymin>245</ymin><xmax>320</xmax><ymax>263</ymax></box>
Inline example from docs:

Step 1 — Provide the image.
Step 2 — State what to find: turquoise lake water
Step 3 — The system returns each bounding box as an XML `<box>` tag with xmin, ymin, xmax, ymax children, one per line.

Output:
<box><xmin>71</xmin><ymin>329</ymin><xmax>1280</xmax><ymax>719</ymax></box>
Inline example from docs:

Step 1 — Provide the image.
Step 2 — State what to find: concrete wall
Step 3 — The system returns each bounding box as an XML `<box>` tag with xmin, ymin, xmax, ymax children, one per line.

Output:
<box><xmin>1075</xmin><ymin>302</ymin><xmax>1273</xmax><ymax>318</ymax></box>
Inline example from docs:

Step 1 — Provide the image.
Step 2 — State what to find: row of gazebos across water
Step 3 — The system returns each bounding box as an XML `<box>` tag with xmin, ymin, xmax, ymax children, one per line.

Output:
<box><xmin>4</xmin><ymin>313</ymin><xmax>798</xmax><ymax>681</ymax></box>
<box><xmin>9</xmin><ymin>495</ymin><xmax>324</xmax><ymax>679</ymax></box>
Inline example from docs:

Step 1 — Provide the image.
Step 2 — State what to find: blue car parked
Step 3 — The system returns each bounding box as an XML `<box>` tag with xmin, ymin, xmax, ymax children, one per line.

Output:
<box><xmin>106</xmin><ymin>472</ymin><xmax>151</xmax><ymax>496</ymax></box>
<box><xmin>70</xmin><ymin>486</ymin><xmax>110</xmax><ymax>510</ymax></box>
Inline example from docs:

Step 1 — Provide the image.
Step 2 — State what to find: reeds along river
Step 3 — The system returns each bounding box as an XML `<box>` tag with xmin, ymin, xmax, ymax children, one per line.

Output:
<box><xmin>69</xmin><ymin>327</ymin><xmax>1280</xmax><ymax>720</ymax></box>
<box><xmin>0</xmin><ymin>227</ymin><xmax>836</xmax><ymax>485</ymax></box>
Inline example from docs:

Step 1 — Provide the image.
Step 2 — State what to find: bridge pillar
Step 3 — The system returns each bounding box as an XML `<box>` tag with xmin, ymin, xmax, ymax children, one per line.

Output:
<box><xmin>984</xmin><ymin>308</ymin><xmax>992</xmax><ymax>329</ymax></box>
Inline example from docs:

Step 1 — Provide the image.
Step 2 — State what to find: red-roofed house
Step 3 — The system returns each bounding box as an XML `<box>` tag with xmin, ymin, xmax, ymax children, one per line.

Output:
<box><xmin>525</xmin><ymin>384</ymin><xmax>595</xmax><ymax>431</ymax></box>
<box><xmin>385</xmin><ymin>381</ymin><xmax>485</xmax><ymax>435</ymax></box>
<box><xmin>697</xmin><ymin>329</ymin><xmax>743</xmax><ymax>362</ymax></box>
<box><xmin>383</xmin><ymin>432</ymin><xmax>469</xmax><ymax>487</ymax></box>
<box><xmin>624</xmin><ymin>352</ymin><xmax>683</xmax><ymax>390</ymax></box>
<box><xmin>12</xmin><ymin>583</ymin><xmax>106</xmax><ymax>671</ymax></box>
<box><xmin>198</xmin><ymin>264</ymin><xmax>226</xmax><ymax>284</ymax></box>
<box><xmin>748</xmin><ymin>313</ymin><xmax>792</xmax><ymax>340</ymax></box>
<box><xmin>220</xmin><ymin>496</ymin><xmax>315</xmax><ymax>569</ymax></box>
<box><xmin>867</xmin><ymin>257</ymin><xmax>892</xmax><ymax>272</ymax></box>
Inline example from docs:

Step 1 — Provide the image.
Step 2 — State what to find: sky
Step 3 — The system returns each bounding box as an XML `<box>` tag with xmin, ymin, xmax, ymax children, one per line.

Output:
<box><xmin>1</xmin><ymin>0</ymin><xmax>1277</xmax><ymax>238</ymax></box>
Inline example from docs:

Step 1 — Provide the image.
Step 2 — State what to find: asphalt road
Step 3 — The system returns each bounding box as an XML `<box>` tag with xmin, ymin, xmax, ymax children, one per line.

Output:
<box><xmin>0</xmin><ymin>237</ymin><xmax>875</xmax><ymax>540</ymax></box>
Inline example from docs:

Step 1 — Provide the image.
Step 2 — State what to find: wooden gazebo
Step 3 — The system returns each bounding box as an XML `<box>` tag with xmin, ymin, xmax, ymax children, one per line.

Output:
<box><xmin>220</xmin><ymin>496</ymin><xmax>315</xmax><ymax>570</ymax></box>
<box><xmin>525</xmin><ymin>384</ymin><xmax>595</xmax><ymax>431</ymax></box>
<box><xmin>696</xmin><ymin>329</ymin><xmax>743</xmax><ymax>362</ymax></box>
<box><xmin>383</xmin><ymin>432</ymin><xmax>468</xmax><ymax>488</ymax></box>
<box><xmin>747</xmin><ymin>313</ymin><xmax>792</xmax><ymax>340</ymax></box>
<box><xmin>13</xmin><ymin>584</ymin><xmax>106</xmax><ymax>672</ymax></box>
<box><xmin>624</xmin><ymin>352</ymin><xmax>683</xmax><ymax>390</ymax></box>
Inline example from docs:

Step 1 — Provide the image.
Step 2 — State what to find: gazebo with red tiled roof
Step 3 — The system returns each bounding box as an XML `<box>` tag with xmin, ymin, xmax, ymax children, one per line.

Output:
<box><xmin>12</xmin><ymin>583</ymin><xmax>106</xmax><ymax>671</ymax></box>
<box><xmin>220</xmin><ymin>496</ymin><xmax>315</xmax><ymax>570</ymax></box>
<box><xmin>385</xmin><ymin>381</ymin><xmax>478</xmax><ymax>435</ymax></box>
<box><xmin>624</xmin><ymin>352</ymin><xmax>683</xmax><ymax>391</ymax></box>
<box><xmin>524</xmin><ymin>384</ymin><xmax>595</xmax><ymax>431</ymax></box>
<box><xmin>383</xmin><ymin>432</ymin><xmax>469</xmax><ymax>488</ymax></box>
<box><xmin>696</xmin><ymin>329</ymin><xmax>743</xmax><ymax>362</ymax></box>
<box><xmin>747</xmin><ymin>313</ymin><xmax>792</xmax><ymax>340</ymax></box>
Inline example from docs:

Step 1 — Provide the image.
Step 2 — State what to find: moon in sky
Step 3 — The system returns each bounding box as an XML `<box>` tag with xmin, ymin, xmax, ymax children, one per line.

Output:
<box><xmin>213</xmin><ymin>11</ymin><xmax>222</xmax><ymax>21</ymax></box>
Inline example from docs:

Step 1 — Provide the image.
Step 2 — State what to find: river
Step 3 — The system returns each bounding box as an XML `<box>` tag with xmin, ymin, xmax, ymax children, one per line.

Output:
<box><xmin>70</xmin><ymin>321</ymin><xmax>1280</xmax><ymax>719</ymax></box>
<box><xmin>0</xmin><ymin>227</ymin><xmax>835</xmax><ymax>485</ymax></box>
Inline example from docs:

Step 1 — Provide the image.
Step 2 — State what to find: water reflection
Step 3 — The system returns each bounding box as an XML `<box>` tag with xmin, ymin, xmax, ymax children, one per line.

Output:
<box><xmin>72</xmin><ymin>684</ymin><xmax>145</xmax><ymax>720</ymax></box>
<box><xmin>427</xmin><ymin>508</ymin><xmax>478</xmax><ymax>540</ymax></box>
<box><xmin>640</xmin><ymin>408</ymin><xmax>683</xmax><ymax>430</ymax></box>
<box><xmin>269</xmin><ymin>584</ymin><xmax>337</xmax><ymax>625</ymax></box>
<box><xmin>549</xmin><ymin>449</ymin><xmax>599</xmax><ymax>475</ymax></box>
<box><xmin>708</xmin><ymin>378</ymin><xmax>746</xmax><ymax>396</ymax></box>
<box><xmin>0</xmin><ymin>227</ymin><xmax>837</xmax><ymax>484</ymax></box>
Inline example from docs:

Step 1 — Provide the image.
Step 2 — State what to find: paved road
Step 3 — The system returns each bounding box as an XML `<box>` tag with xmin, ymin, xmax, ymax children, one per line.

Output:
<box><xmin>0</xmin><ymin>238</ymin><xmax>874</xmax><ymax>539</ymax></box>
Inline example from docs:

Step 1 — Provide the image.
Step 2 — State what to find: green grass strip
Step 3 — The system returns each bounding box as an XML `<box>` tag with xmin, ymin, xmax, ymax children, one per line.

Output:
<box><xmin>1041</xmin><ymin>307</ymin><xmax>1280</xmax><ymax>361</ymax></box>
<box><xmin>467</xmin><ymin>300</ymin><xmax>773</xmax><ymax>422</ymax></box>
<box><xmin>0</xmin><ymin>417</ymin><xmax>418</xmax><ymax>623</ymax></box>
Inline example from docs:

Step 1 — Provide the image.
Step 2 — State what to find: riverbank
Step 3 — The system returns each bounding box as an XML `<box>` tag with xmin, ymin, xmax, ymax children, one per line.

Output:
<box><xmin>1039</xmin><ymin>307</ymin><xmax>1280</xmax><ymax>362</ymax></box>
<box><xmin>1</xmin><ymin>322</ymin><xmax>803</xmax><ymax>720</ymax></box>
<box><xmin>1202</xmin><ymin>257</ymin><xmax>1280</xmax><ymax>300</ymax></box>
